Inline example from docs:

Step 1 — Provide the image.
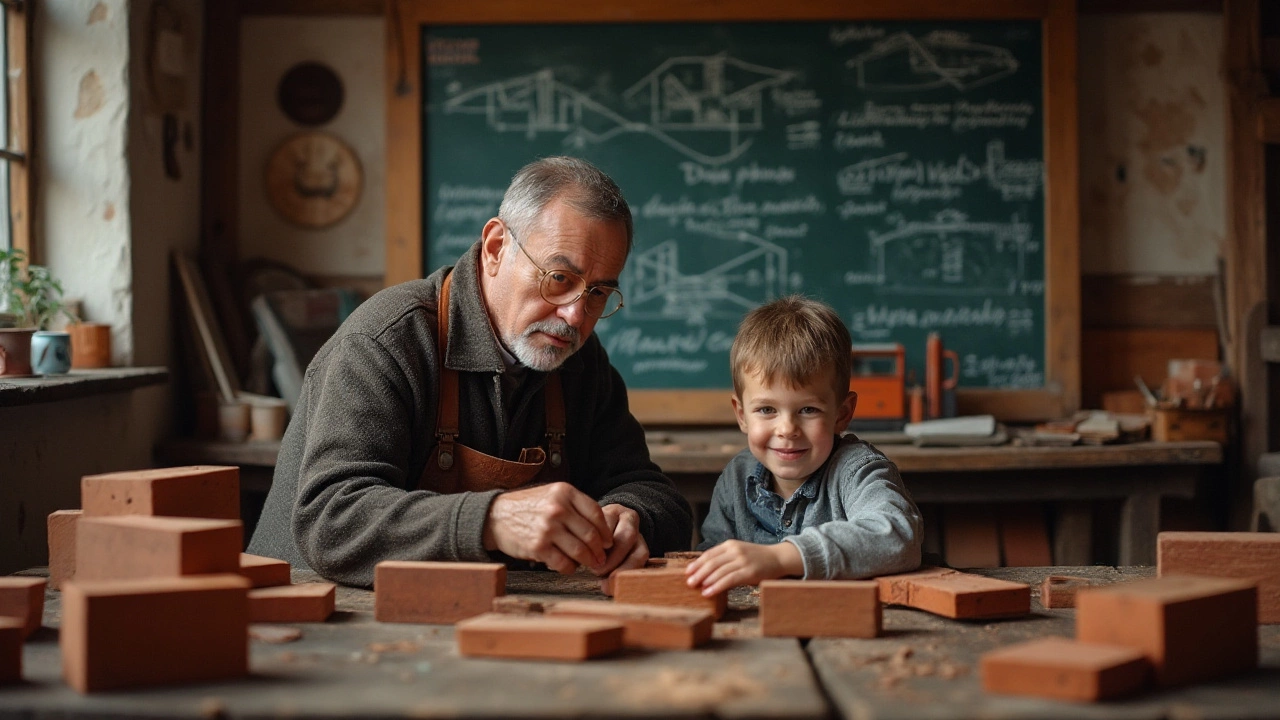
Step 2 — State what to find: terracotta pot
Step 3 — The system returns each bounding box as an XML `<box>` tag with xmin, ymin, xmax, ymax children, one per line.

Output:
<box><xmin>68</xmin><ymin>322</ymin><xmax>112</xmax><ymax>369</ymax></box>
<box><xmin>0</xmin><ymin>327</ymin><xmax>36</xmax><ymax>377</ymax></box>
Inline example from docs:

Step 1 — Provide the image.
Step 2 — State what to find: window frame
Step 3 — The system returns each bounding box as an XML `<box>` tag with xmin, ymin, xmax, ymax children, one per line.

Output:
<box><xmin>2</xmin><ymin>0</ymin><xmax>31</xmax><ymax>259</ymax></box>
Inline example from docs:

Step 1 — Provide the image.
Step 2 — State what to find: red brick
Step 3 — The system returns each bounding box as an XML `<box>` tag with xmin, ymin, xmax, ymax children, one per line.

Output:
<box><xmin>1076</xmin><ymin>574</ymin><xmax>1257</xmax><ymax>687</ymax></box>
<box><xmin>981</xmin><ymin>636</ymin><xmax>1150</xmax><ymax>701</ymax></box>
<box><xmin>81</xmin><ymin>466</ymin><xmax>239</xmax><ymax>520</ymax></box>
<box><xmin>0</xmin><ymin>618</ymin><xmax>22</xmax><ymax>685</ymax></box>
<box><xmin>1158</xmin><ymin>531</ymin><xmax>1280</xmax><ymax>623</ymax></box>
<box><xmin>239</xmin><ymin>553</ymin><xmax>291</xmax><ymax>588</ymax></box>
<box><xmin>374</xmin><ymin>561</ymin><xmax>505</xmax><ymax>624</ymax></box>
<box><xmin>908</xmin><ymin>574</ymin><xmax>1030</xmax><ymax>619</ymax></box>
<box><xmin>47</xmin><ymin>509</ymin><xmax>81</xmax><ymax>590</ymax></box>
<box><xmin>1040</xmin><ymin>575</ymin><xmax>1101</xmax><ymax>609</ymax></box>
<box><xmin>59</xmin><ymin>574</ymin><xmax>250</xmax><ymax>693</ymax></box>
<box><xmin>610</xmin><ymin>567</ymin><xmax>727</xmax><ymax>619</ymax></box>
<box><xmin>0</xmin><ymin>577</ymin><xmax>45</xmax><ymax>639</ymax></box>
<box><xmin>546</xmin><ymin>600</ymin><xmax>713</xmax><ymax>649</ymax></box>
<box><xmin>248</xmin><ymin>583</ymin><xmax>335</xmax><ymax>623</ymax></box>
<box><xmin>760</xmin><ymin>580</ymin><xmax>880</xmax><ymax>638</ymax></box>
<box><xmin>76</xmin><ymin>516</ymin><xmax>242</xmax><ymax>582</ymax></box>
<box><xmin>455</xmin><ymin>613</ymin><xmax>624</xmax><ymax>660</ymax></box>
<box><xmin>876</xmin><ymin>566</ymin><xmax>956</xmax><ymax>606</ymax></box>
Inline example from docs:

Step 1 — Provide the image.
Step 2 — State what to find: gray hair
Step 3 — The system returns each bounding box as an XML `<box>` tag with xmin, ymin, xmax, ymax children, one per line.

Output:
<box><xmin>497</xmin><ymin>156</ymin><xmax>633</xmax><ymax>254</ymax></box>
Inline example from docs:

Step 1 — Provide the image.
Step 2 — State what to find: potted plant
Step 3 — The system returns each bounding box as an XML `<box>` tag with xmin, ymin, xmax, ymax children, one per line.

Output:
<box><xmin>0</xmin><ymin>248</ymin><xmax>78</xmax><ymax>375</ymax></box>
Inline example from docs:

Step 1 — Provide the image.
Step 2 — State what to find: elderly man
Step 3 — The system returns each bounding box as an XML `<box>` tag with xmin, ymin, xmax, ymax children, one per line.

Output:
<box><xmin>248</xmin><ymin>156</ymin><xmax>692</xmax><ymax>587</ymax></box>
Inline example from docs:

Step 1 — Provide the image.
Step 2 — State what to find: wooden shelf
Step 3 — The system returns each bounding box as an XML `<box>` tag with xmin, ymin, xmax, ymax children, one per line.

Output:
<box><xmin>0</xmin><ymin>367</ymin><xmax>168</xmax><ymax>408</ymax></box>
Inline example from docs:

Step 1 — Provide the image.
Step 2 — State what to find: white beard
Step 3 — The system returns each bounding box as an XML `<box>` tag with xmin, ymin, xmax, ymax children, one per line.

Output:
<box><xmin>508</xmin><ymin>319</ymin><xmax>581</xmax><ymax>371</ymax></box>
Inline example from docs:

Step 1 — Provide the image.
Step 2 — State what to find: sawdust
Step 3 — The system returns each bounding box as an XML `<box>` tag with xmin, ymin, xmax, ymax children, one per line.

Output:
<box><xmin>249</xmin><ymin>625</ymin><xmax>302</xmax><ymax>644</ymax></box>
<box><xmin>367</xmin><ymin>640</ymin><xmax>421</xmax><ymax>654</ymax></box>
<box><xmin>608</xmin><ymin>667</ymin><xmax>762</xmax><ymax>707</ymax></box>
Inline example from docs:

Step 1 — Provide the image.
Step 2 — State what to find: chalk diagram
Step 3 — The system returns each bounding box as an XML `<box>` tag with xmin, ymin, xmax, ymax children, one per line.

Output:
<box><xmin>835</xmin><ymin>141</ymin><xmax>1042</xmax><ymax>200</ymax></box>
<box><xmin>844</xmin><ymin>209</ymin><xmax>1034</xmax><ymax>295</ymax></box>
<box><xmin>624</xmin><ymin>229</ymin><xmax>792</xmax><ymax>324</ymax></box>
<box><xmin>442</xmin><ymin>54</ymin><xmax>796</xmax><ymax>166</ymax></box>
<box><xmin>847</xmin><ymin>31</ymin><xmax>1018</xmax><ymax>92</ymax></box>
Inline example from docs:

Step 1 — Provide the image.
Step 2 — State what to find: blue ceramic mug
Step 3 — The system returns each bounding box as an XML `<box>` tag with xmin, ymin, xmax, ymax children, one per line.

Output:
<box><xmin>31</xmin><ymin>330</ymin><xmax>71</xmax><ymax>374</ymax></box>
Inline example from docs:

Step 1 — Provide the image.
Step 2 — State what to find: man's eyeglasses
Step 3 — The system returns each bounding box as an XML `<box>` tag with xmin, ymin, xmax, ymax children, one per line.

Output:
<box><xmin>503</xmin><ymin>224</ymin><xmax>625</xmax><ymax>319</ymax></box>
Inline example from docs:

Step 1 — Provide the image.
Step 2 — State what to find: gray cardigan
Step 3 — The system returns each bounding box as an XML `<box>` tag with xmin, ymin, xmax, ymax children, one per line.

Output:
<box><xmin>697</xmin><ymin>435</ymin><xmax>922</xmax><ymax>579</ymax></box>
<box><xmin>248</xmin><ymin>242</ymin><xmax>693</xmax><ymax>586</ymax></box>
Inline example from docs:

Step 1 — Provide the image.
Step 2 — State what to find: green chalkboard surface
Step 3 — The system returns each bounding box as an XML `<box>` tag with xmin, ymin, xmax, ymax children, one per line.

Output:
<box><xmin>423</xmin><ymin>20</ymin><xmax>1046</xmax><ymax>391</ymax></box>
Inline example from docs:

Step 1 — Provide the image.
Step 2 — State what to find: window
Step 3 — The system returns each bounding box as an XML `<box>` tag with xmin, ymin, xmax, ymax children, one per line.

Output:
<box><xmin>0</xmin><ymin>0</ymin><xmax>30</xmax><ymax>255</ymax></box>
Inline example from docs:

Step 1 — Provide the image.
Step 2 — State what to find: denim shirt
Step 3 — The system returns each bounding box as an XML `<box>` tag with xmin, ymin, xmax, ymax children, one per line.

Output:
<box><xmin>698</xmin><ymin>434</ymin><xmax>923</xmax><ymax>580</ymax></box>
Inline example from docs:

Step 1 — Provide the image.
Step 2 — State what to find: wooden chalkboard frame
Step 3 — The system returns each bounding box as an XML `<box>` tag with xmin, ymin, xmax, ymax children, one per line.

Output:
<box><xmin>386</xmin><ymin>0</ymin><xmax>1079</xmax><ymax>424</ymax></box>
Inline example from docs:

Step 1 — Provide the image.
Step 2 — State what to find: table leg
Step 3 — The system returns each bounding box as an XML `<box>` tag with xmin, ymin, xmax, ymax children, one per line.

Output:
<box><xmin>1119</xmin><ymin>492</ymin><xmax>1160</xmax><ymax>566</ymax></box>
<box><xmin>1053</xmin><ymin>501</ymin><xmax>1093</xmax><ymax>566</ymax></box>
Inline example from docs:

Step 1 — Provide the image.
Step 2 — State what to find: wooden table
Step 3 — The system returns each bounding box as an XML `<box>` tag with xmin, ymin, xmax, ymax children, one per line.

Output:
<box><xmin>6</xmin><ymin>566</ymin><xmax>1279</xmax><ymax>719</ymax></box>
<box><xmin>157</xmin><ymin>432</ymin><xmax>1223</xmax><ymax>566</ymax></box>
<box><xmin>649</xmin><ymin>431</ymin><xmax>1223</xmax><ymax>566</ymax></box>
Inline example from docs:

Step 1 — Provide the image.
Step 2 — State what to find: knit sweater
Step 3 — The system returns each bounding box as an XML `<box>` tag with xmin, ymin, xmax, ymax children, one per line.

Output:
<box><xmin>697</xmin><ymin>434</ymin><xmax>922</xmax><ymax>579</ymax></box>
<box><xmin>248</xmin><ymin>242</ymin><xmax>693</xmax><ymax>586</ymax></box>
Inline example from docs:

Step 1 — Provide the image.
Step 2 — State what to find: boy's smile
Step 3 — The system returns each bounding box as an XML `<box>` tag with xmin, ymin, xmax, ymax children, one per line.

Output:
<box><xmin>732</xmin><ymin>369</ymin><xmax>857</xmax><ymax>496</ymax></box>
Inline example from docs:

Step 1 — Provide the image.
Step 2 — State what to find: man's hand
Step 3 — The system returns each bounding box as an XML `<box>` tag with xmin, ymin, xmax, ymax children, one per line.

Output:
<box><xmin>684</xmin><ymin>540</ymin><xmax>804</xmax><ymax>596</ymax></box>
<box><xmin>482</xmin><ymin>482</ymin><xmax>612</xmax><ymax>574</ymax></box>
<box><xmin>595</xmin><ymin>504</ymin><xmax>649</xmax><ymax>576</ymax></box>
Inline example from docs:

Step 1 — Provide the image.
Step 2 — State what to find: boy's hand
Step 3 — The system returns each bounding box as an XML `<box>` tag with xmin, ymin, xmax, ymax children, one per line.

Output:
<box><xmin>684</xmin><ymin>540</ymin><xmax>804</xmax><ymax>596</ymax></box>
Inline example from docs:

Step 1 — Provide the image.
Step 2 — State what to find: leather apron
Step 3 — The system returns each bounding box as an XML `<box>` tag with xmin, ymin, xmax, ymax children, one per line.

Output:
<box><xmin>417</xmin><ymin>271</ymin><xmax>567</xmax><ymax>494</ymax></box>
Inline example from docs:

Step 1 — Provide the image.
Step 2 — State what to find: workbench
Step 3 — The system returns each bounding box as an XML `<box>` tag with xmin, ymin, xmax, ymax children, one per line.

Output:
<box><xmin>158</xmin><ymin>431</ymin><xmax>1223</xmax><ymax>567</ymax></box>
<box><xmin>4</xmin><ymin>566</ymin><xmax>1278</xmax><ymax>719</ymax></box>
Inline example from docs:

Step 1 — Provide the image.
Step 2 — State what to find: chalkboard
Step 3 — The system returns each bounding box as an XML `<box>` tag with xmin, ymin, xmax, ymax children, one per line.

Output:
<box><xmin>387</xmin><ymin>2</ymin><xmax>1080</xmax><ymax>423</ymax></box>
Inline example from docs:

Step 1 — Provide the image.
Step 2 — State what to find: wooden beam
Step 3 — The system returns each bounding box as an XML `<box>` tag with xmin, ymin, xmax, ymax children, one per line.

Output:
<box><xmin>1081</xmin><ymin>274</ymin><xmax>1218</xmax><ymax>328</ymax></box>
<box><xmin>241</xmin><ymin>0</ymin><xmax>383</xmax><ymax>14</ymax></box>
<box><xmin>1078</xmin><ymin>0</ymin><xmax>1221</xmax><ymax>12</ymax></box>
<box><xmin>201</xmin><ymin>0</ymin><xmax>241</xmax><ymax>269</ymax></box>
<box><xmin>1257</xmin><ymin>97</ymin><xmax>1280</xmax><ymax>143</ymax></box>
<box><xmin>5</xmin><ymin>0</ymin><xmax>31</xmax><ymax>260</ymax></box>
<box><xmin>1224</xmin><ymin>0</ymin><xmax>1269</xmax><ymax>529</ymax></box>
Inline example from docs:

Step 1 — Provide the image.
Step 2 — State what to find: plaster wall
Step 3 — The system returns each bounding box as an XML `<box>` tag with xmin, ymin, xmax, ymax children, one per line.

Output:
<box><xmin>1078</xmin><ymin>13</ymin><xmax>1225</xmax><ymax>275</ymax></box>
<box><xmin>0</xmin><ymin>0</ymin><xmax>203</xmax><ymax>575</ymax></box>
<box><xmin>238</xmin><ymin>17</ymin><xmax>385</xmax><ymax>279</ymax></box>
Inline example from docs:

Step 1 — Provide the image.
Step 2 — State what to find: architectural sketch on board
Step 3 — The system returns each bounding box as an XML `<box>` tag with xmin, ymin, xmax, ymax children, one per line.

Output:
<box><xmin>625</xmin><ymin>231</ymin><xmax>792</xmax><ymax>324</ymax></box>
<box><xmin>844</xmin><ymin>209</ymin><xmax>1035</xmax><ymax>295</ymax></box>
<box><xmin>442</xmin><ymin>54</ymin><xmax>801</xmax><ymax>166</ymax></box>
<box><xmin>847</xmin><ymin>31</ymin><xmax>1018</xmax><ymax>92</ymax></box>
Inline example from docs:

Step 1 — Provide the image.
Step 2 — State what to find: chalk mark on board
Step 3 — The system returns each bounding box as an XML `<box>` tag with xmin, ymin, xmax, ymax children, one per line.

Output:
<box><xmin>625</xmin><ymin>229</ymin><xmax>793</xmax><ymax>324</ymax></box>
<box><xmin>847</xmin><ymin>31</ymin><xmax>1018</xmax><ymax>92</ymax></box>
<box><xmin>843</xmin><ymin>209</ymin><xmax>1035</xmax><ymax>296</ymax></box>
<box><xmin>443</xmin><ymin>54</ymin><xmax>800</xmax><ymax>166</ymax></box>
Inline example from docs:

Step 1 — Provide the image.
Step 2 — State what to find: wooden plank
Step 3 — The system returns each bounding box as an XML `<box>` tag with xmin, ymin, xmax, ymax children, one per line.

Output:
<box><xmin>1053</xmin><ymin>500</ymin><xmax>1094</xmax><ymax>566</ymax></box>
<box><xmin>5</xmin><ymin>0</ymin><xmax>31</xmax><ymax>259</ymax></box>
<box><xmin>1080</xmin><ymin>328</ymin><xmax>1219</xmax><ymax>409</ymax></box>
<box><xmin>0</xmin><ymin>367</ymin><xmax>168</xmax><ymax>408</ymax></box>
<box><xmin>389</xmin><ymin>0</ymin><xmax>1082</xmax><ymax>425</ymax></box>
<box><xmin>1256</xmin><ymin>96</ymin><xmax>1280</xmax><ymax>143</ymax></box>
<box><xmin>200</xmin><ymin>0</ymin><xmax>241</xmax><ymax>271</ymax></box>
<box><xmin>943</xmin><ymin>506</ymin><xmax>1001</xmax><ymax>569</ymax></box>
<box><xmin>1080</xmin><ymin>274</ymin><xmax>1218</xmax><ymax>329</ymax></box>
<box><xmin>1225</xmin><ymin>0</ymin><xmax>1270</xmax><ymax>531</ymax></box>
<box><xmin>174</xmin><ymin>251</ymin><xmax>242</xmax><ymax>404</ymax></box>
<box><xmin>998</xmin><ymin>503</ymin><xmax>1053</xmax><ymax>567</ymax></box>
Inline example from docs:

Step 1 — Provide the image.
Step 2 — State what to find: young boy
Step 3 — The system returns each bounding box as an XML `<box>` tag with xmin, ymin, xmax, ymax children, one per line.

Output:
<box><xmin>685</xmin><ymin>295</ymin><xmax>922</xmax><ymax>597</ymax></box>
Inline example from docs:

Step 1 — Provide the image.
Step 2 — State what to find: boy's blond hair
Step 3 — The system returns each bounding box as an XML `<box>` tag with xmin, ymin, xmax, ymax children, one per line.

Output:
<box><xmin>730</xmin><ymin>295</ymin><xmax>851</xmax><ymax>400</ymax></box>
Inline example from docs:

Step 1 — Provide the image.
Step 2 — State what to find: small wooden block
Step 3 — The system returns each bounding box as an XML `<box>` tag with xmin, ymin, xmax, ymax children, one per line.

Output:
<box><xmin>248</xmin><ymin>583</ymin><xmax>335</xmax><ymax>623</ymax></box>
<box><xmin>1076</xmin><ymin>574</ymin><xmax>1258</xmax><ymax>687</ymax></box>
<box><xmin>981</xmin><ymin>636</ymin><xmax>1150</xmax><ymax>701</ymax></box>
<box><xmin>610</xmin><ymin>567</ymin><xmax>728</xmax><ymax>619</ymax></box>
<box><xmin>1040</xmin><ymin>575</ymin><xmax>1100</xmax><ymax>609</ymax></box>
<box><xmin>81</xmin><ymin>465</ymin><xmax>240</xmax><ymax>520</ymax></box>
<box><xmin>455</xmin><ymin>612</ymin><xmax>624</xmax><ymax>660</ymax></box>
<box><xmin>0</xmin><ymin>577</ymin><xmax>45</xmax><ymax>639</ymax></box>
<box><xmin>0</xmin><ymin>617</ymin><xmax>23</xmax><ymax>685</ymax></box>
<box><xmin>546</xmin><ymin>599</ymin><xmax>714</xmax><ymax>649</ymax></box>
<box><xmin>60</xmin><ymin>574</ymin><xmax>250</xmax><ymax>693</ymax></box>
<box><xmin>908</xmin><ymin>573</ymin><xmax>1031</xmax><ymax>619</ymax></box>
<box><xmin>1158</xmin><ymin>531</ymin><xmax>1280</xmax><ymax>623</ymax></box>
<box><xmin>47</xmin><ymin>509</ymin><xmax>82</xmax><ymax>590</ymax></box>
<box><xmin>374</xmin><ymin>561</ymin><xmax>505</xmax><ymax>624</ymax></box>
<box><xmin>75</xmin><ymin>516</ymin><xmax>242</xmax><ymax>582</ymax></box>
<box><xmin>760</xmin><ymin>580</ymin><xmax>880</xmax><ymax>638</ymax></box>
<box><xmin>239</xmin><ymin>553</ymin><xmax>291</xmax><ymax>588</ymax></box>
